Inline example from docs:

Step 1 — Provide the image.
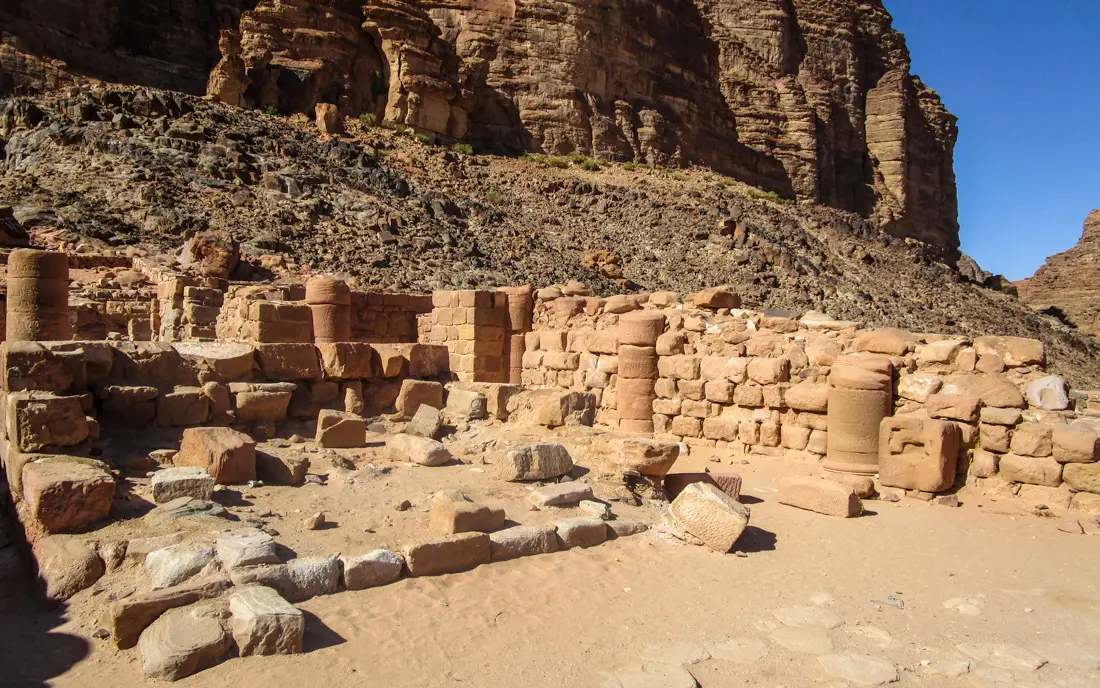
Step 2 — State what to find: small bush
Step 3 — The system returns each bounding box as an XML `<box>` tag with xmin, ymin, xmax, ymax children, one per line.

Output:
<box><xmin>487</xmin><ymin>189</ymin><xmax>504</xmax><ymax>205</ymax></box>
<box><xmin>715</xmin><ymin>177</ymin><xmax>733</xmax><ymax>187</ymax></box>
<box><xmin>636</xmin><ymin>163</ymin><xmax>652</xmax><ymax>171</ymax></box>
<box><xmin>568</xmin><ymin>151</ymin><xmax>588</xmax><ymax>164</ymax></box>
<box><xmin>359</xmin><ymin>113</ymin><xmax>378</xmax><ymax>126</ymax></box>
<box><xmin>622</xmin><ymin>162</ymin><xmax>636</xmax><ymax>172</ymax></box>
<box><xmin>548</xmin><ymin>156</ymin><xmax>570</xmax><ymax>169</ymax></box>
<box><xmin>453</xmin><ymin>143</ymin><xmax>474</xmax><ymax>155</ymax></box>
<box><xmin>747</xmin><ymin>188</ymin><xmax>795</xmax><ymax>205</ymax></box>
<box><xmin>261</xmin><ymin>105</ymin><xmax>280</xmax><ymax>116</ymax></box>
<box><xmin>414</xmin><ymin>133</ymin><xmax>430</xmax><ymax>145</ymax></box>
<box><xmin>703</xmin><ymin>173</ymin><xmax>713</xmax><ymax>182</ymax></box>
<box><xmin>671</xmin><ymin>172</ymin><xmax>686</xmax><ymax>181</ymax></box>
<box><xmin>579</xmin><ymin>159</ymin><xmax>601</xmax><ymax>172</ymax></box>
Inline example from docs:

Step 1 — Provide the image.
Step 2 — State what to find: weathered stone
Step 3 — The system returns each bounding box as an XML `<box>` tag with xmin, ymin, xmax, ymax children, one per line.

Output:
<box><xmin>534</xmin><ymin>389</ymin><xmax>597</xmax><ymax>427</ymax></box>
<box><xmin>315</xmin><ymin>409</ymin><xmax>366</xmax><ymax>448</ymax></box>
<box><xmin>108</xmin><ymin>576</ymin><xmax>232</xmax><ymax>649</ymax></box>
<box><xmin>386</xmin><ymin>434</ymin><xmax>452</xmax><ymax>466</ymax></box>
<box><xmin>1053</xmin><ymin>426</ymin><xmax>1099</xmax><ymax>464</ymax></box>
<box><xmin>316</xmin><ymin>342</ymin><xmax>373</xmax><ymax>379</ymax></box>
<box><xmin>235</xmin><ymin>390</ymin><xmax>292</xmax><ymax>422</ymax></box>
<box><xmin>229</xmin><ymin>585</ymin><xmax>304</xmax><ymax>656</ymax></box>
<box><xmin>22</xmin><ymin>461</ymin><xmax>114</xmax><ymax>533</ymax></box>
<box><xmin>402</xmin><ymin>532</ymin><xmax>490</xmax><ymax>576</ymax></box>
<box><xmin>151</xmin><ymin>467</ymin><xmax>215</xmax><ymax>504</ymax></box>
<box><xmin>156</xmin><ymin>387</ymin><xmax>210</xmax><ymax>426</ymax></box>
<box><xmin>667</xmin><ymin>482</ymin><xmax>751</xmax><ymax>553</ymax></box>
<box><xmin>974</xmin><ymin>336</ymin><xmax>1044</xmax><ymax>366</ymax></box>
<box><xmin>664</xmin><ymin>472</ymin><xmax>742</xmax><ymax>501</ymax></box>
<box><xmin>256</xmin><ymin>343</ymin><xmax>321</xmax><ymax>379</ymax></box>
<box><xmin>144</xmin><ymin>498</ymin><xmax>228</xmax><ymax>526</ymax></box>
<box><xmin>35</xmin><ymin>535</ymin><xmax>104</xmax><ymax>601</ymax></box>
<box><xmin>431</xmin><ymin>500</ymin><xmax>506</xmax><ymax>534</ymax></box>
<box><xmin>817</xmin><ymin>653</ymin><xmax>898</xmax><ymax>686</ymax></box>
<box><xmin>445</xmin><ymin>387</ymin><xmax>488</xmax><ymax>420</ymax></box>
<box><xmin>215</xmin><ymin>529</ymin><xmax>279</xmax><ymax>570</ymax></box>
<box><xmin>999</xmin><ymin>454</ymin><xmax>1063</xmax><ymax>487</ymax></box>
<box><xmin>1064</xmin><ymin>462</ymin><xmax>1100</xmax><ymax>494</ymax></box>
<box><xmin>607</xmin><ymin>521</ymin><xmax>650</xmax><ymax>538</ymax></box>
<box><xmin>341</xmin><ymin>550</ymin><xmax>404</xmax><ymax>590</ymax></box>
<box><xmin>1011</xmin><ymin>422</ymin><xmax>1054</xmax><ymax>457</ymax></box>
<box><xmin>139</xmin><ymin>606</ymin><xmax>232</xmax><ymax>681</ymax></box>
<box><xmin>980</xmin><ymin>407</ymin><xmax>1022</xmax><ymax>426</ymax></box>
<box><xmin>528</xmin><ymin>482</ymin><xmax>594</xmax><ymax>507</ymax></box>
<box><xmin>489</xmin><ymin>524</ymin><xmax>560</xmax><ymax>561</ymax></box>
<box><xmin>497</xmin><ymin>443</ymin><xmax>573</xmax><ymax>481</ymax></box>
<box><xmin>555</xmin><ymin>517</ymin><xmax>608</xmax><ymax>549</ymax></box>
<box><xmin>1026</xmin><ymin>375</ymin><xmax>1070</xmax><ymax>411</ymax></box>
<box><xmin>405</xmin><ymin>404</ymin><xmax>444</xmax><ymax>439</ymax></box>
<box><xmin>784</xmin><ymin>382</ymin><xmax>828</xmax><ymax>411</ymax></box>
<box><xmin>255</xmin><ymin>450</ymin><xmax>309</xmax><ymax>485</ymax></box>
<box><xmin>284</xmin><ymin>556</ymin><xmax>340</xmax><ymax>602</ymax></box>
<box><xmin>878</xmin><ymin>417</ymin><xmax>959</xmax><ymax>493</ymax></box>
<box><xmin>175</xmin><ymin>427</ymin><xmax>256</xmax><ymax>485</ymax></box>
<box><xmin>395</xmin><ymin>379</ymin><xmax>443</xmax><ymax>418</ymax></box>
<box><xmin>6</xmin><ymin>392</ymin><xmax>90</xmax><ymax>451</ymax></box>
<box><xmin>926</xmin><ymin>393</ymin><xmax>980</xmax><ymax>423</ymax></box>
<box><xmin>145</xmin><ymin>544</ymin><xmax>216</xmax><ymax>590</ymax></box>
<box><xmin>611</xmin><ymin>436</ymin><xmax>680</xmax><ymax>476</ymax></box>
<box><xmin>897</xmin><ymin>374</ymin><xmax>942</xmax><ymax>403</ymax></box>
<box><xmin>778</xmin><ymin>477</ymin><xmax>862</xmax><ymax>517</ymax></box>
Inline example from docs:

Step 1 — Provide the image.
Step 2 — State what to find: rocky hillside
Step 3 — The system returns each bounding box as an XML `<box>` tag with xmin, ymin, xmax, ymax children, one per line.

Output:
<box><xmin>1</xmin><ymin>0</ymin><xmax>958</xmax><ymax>256</ymax></box>
<box><xmin>2</xmin><ymin>87</ymin><xmax>1099</xmax><ymax>387</ymax></box>
<box><xmin>1018</xmin><ymin>210</ymin><xmax>1100</xmax><ymax>336</ymax></box>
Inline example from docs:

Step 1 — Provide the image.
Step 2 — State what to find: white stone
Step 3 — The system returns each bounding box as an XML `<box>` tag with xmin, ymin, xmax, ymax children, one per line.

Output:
<box><xmin>151</xmin><ymin>467</ymin><xmax>215</xmax><ymax>504</ymax></box>
<box><xmin>139</xmin><ymin>606</ymin><xmax>231</xmax><ymax>680</ymax></box>
<box><xmin>284</xmin><ymin>556</ymin><xmax>340</xmax><ymax>602</ymax></box>
<box><xmin>229</xmin><ymin>585</ymin><xmax>304</xmax><ymax>656</ymax></box>
<box><xmin>1027</xmin><ymin>375</ymin><xmax>1070</xmax><ymax>411</ymax></box>
<box><xmin>341</xmin><ymin>550</ymin><xmax>404</xmax><ymax>590</ymax></box>
<box><xmin>145</xmin><ymin>544</ymin><xmax>216</xmax><ymax>590</ymax></box>
<box><xmin>215</xmin><ymin>529</ymin><xmax>279</xmax><ymax>570</ymax></box>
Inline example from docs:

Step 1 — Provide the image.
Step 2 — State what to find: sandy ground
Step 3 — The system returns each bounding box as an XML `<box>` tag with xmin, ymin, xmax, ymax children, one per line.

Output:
<box><xmin>1</xmin><ymin>424</ymin><xmax>1098</xmax><ymax>688</ymax></box>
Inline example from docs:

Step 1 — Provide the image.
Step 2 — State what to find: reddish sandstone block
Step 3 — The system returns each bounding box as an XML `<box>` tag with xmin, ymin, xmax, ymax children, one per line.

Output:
<box><xmin>176</xmin><ymin>427</ymin><xmax>256</xmax><ymax>485</ymax></box>
<box><xmin>22</xmin><ymin>460</ymin><xmax>115</xmax><ymax>533</ymax></box>
<box><xmin>402</xmin><ymin>533</ymin><xmax>490</xmax><ymax>576</ymax></box>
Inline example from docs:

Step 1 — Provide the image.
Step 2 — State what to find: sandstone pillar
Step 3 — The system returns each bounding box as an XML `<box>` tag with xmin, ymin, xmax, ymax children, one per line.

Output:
<box><xmin>498</xmin><ymin>285</ymin><xmax>533</xmax><ymax>385</ymax></box>
<box><xmin>6</xmin><ymin>249</ymin><xmax>70</xmax><ymax>342</ymax></box>
<box><xmin>823</xmin><ymin>355</ymin><xmax>893</xmax><ymax>475</ymax></box>
<box><xmin>305</xmin><ymin>277</ymin><xmax>351</xmax><ymax>344</ymax></box>
<box><xmin>616</xmin><ymin>311</ymin><xmax>666</xmax><ymax>435</ymax></box>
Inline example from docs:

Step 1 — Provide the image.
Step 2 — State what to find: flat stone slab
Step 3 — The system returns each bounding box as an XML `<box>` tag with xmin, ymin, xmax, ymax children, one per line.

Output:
<box><xmin>216</xmin><ymin>529</ymin><xmax>279</xmax><ymax>570</ymax></box>
<box><xmin>705</xmin><ymin>637</ymin><xmax>768</xmax><ymax>664</ymax></box>
<box><xmin>528</xmin><ymin>482</ymin><xmax>593</xmax><ymax>507</ymax></box>
<box><xmin>108</xmin><ymin>576</ymin><xmax>232</xmax><ymax>649</ymax></box>
<box><xmin>555</xmin><ymin>517</ymin><xmax>608</xmax><ymax>549</ymax></box>
<box><xmin>145</xmin><ymin>543</ymin><xmax>215</xmax><ymax>590</ymax></box>
<box><xmin>151</xmin><ymin>467</ymin><xmax>215</xmax><ymax>504</ymax></box>
<box><xmin>772</xmin><ymin>605</ymin><xmax>844</xmax><ymax>630</ymax></box>
<box><xmin>229</xmin><ymin>585</ymin><xmax>304</xmax><ymax>656</ymax></box>
<box><xmin>1032</xmin><ymin>641</ymin><xmax>1100</xmax><ymax>669</ymax></box>
<box><xmin>497</xmin><ymin>443</ymin><xmax>574</xmax><ymax>481</ymax></box>
<box><xmin>402</xmin><ymin>532</ymin><xmax>490</xmax><ymax>576</ymax></box>
<box><xmin>919</xmin><ymin>659</ymin><xmax>971</xmax><ymax>678</ymax></box>
<box><xmin>817</xmin><ymin>653</ymin><xmax>898</xmax><ymax>685</ymax></box>
<box><xmin>139</xmin><ymin>606</ymin><xmax>232</xmax><ymax>681</ymax></box>
<box><xmin>341</xmin><ymin>550</ymin><xmax>404</xmax><ymax>590</ymax></box>
<box><xmin>489</xmin><ymin>524</ymin><xmax>559</xmax><ymax>561</ymax></box>
<box><xmin>769</xmin><ymin>627</ymin><xmax>833</xmax><ymax>654</ymax></box>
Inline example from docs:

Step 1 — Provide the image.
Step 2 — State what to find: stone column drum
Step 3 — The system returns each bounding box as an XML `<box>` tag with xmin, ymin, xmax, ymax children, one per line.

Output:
<box><xmin>616</xmin><ymin>311</ymin><xmax>666</xmax><ymax>435</ymax></box>
<box><xmin>6</xmin><ymin>249</ymin><xmax>70</xmax><ymax>342</ymax></box>
<box><xmin>305</xmin><ymin>276</ymin><xmax>351</xmax><ymax>343</ymax></box>
<box><xmin>824</xmin><ymin>355</ymin><xmax>894</xmax><ymax>475</ymax></box>
<box><xmin>499</xmin><ymin>285</ymin><xmax>533</xmax><ymax>385</ymax></box>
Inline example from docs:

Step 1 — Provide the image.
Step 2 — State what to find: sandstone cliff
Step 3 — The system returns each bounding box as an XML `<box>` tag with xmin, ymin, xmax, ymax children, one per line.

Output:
<box><xmin>1018</xmin><ymin>210</ymin><xmax>1100</xmax><ymax>335</ymax></box>
<box><xmin>0</xmin><ymin>0</ymin><xmax>959</xmax><ymax>256</ymax></box>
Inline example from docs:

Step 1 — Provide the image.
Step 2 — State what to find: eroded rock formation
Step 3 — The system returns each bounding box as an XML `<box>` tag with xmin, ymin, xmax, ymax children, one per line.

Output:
<box><xmin>0</xmin><ymin>0</ymin><xmax>959</xmax><ymax>254</ymax></box>
<box><xmin>1018</xmin><ymin>210</ymin><xmax>1100</xmax><ymax>335</ymax></box>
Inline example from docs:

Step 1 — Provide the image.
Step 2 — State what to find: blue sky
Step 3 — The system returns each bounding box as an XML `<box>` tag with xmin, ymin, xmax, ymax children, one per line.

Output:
<box><xmin>887</xmin><ymin>0</ymin><xmax>1100</xmax><ymax>280</ymax></box>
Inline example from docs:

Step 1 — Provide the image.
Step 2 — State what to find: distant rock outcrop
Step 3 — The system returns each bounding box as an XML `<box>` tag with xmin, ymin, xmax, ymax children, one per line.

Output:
<box><xmin>1018</xmin><ymin>210</ymin><xmax>1100</xmax><ymax>335</ymax></box>
<box><xmin>0</xmin><ymin>0</ymin><xmax>959</xmax><ymax>257</ymax></box>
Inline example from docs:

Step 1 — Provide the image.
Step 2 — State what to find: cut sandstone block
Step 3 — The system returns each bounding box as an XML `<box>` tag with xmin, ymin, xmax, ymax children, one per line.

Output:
<box><xmin>555</xmin><ymin>517</ymin><xmax>608</xmax><ymax>549</ymax></box>
<box><xmin>445</xmin><ymin>387</ymin><xmax>488</xmax><ymax>420</ymax></box>
<box><xmin>973</xmin><ymin>336</ymin><xmax>1044</xmax><ymax>367</ymax></box>
<box><xmin>216</xmin><ymin>529</ymin><xmax>279</xmax><ymax>570</ymax></box>
<box><xmin>430</xmin><ymin>500</ymin><xmax>506</xmax><ymax>534</ymax></box>
<box><xmin>395</xmin><ymin>379</ymin><xmax>443</xmax><ymax>418</ymax></box>
<box><xmin>778</xmin><ymin>477</ymin><xmax>862</xmax><ymax>518</ymax></box>
<box><xmin>22</xmin><ymin>461</ymin><xmax>114</xmax><ymax>533</ymax></box>
<box><xmin>926</xmin><ymin>393</ymin><xmax>980</xmax><ymax>423</ymax></box>
<box><xmin>139</xmin><ymin>607</ymin><xmax>232</xmax><ymax>681</ymax></box>
<box><xmin>1053</xmin><ymin>427</ymin><xmax>1099</xmax><ymax>464</ymax></box>
<box><xmin>341</xmin><ymin>550</ymin><xmax>404</xmax><ymax>590</ymax></box>
<box><xmin>402</xmin><ymin>532</ymin><xmax>490</xmax><ymax>576</ymax></box>
<box><xmin>229</xmin><ymin>585</ymin><xmax>304</xmax><ymax>656</ymax></box>
<box><xmin>528</xmin><ymin>482</ymin><xmax>593</xmax><ymax>507</ymax></box>
<box><xmin>235</xmin><ymin>390</ymin><xmax>292</xmax><ymax>423</ymax></box>
<box><xmin>663</xmin><ymin>472</ymin><xmax>742</xmax><ymax>501</ymax></box>
<box><xmin>667</xmin><ymin>482</ymin><xmax>751</xmax><ymax>552</ymax></box>
<box><xmin>998</xmin><ymin>454</ymin><xmax>1063</xmax><ymax>487</ymax></box>
<box><xmin>315</xmin><ymin>409</ymin><xmax>366</xmax><ymax>448</ymax></box>
<box><xmin>1010</xmin><ymin>423</ymin><xmax>1054</xmax><ymax>458</ymax></box>
<box><xmin>1063</xmin><ymin>463</ymin><xmax>1100</xmax><ymax>494</ymax></box>
<box><xmin>175</xmin><ymin>427</ymin><xmax>256</xmax><ymax>485</ymax></box>
<box><xmin>386</xmin><ymin>434</ymin><xmax>452</xmax><ymax>466</ymax></box>
<box><xmin>612</xmin><ymin>436</ymin><xmax>680</xmax><ymax>476</ymax></box>
<box><xmin>405</xmin><ymin>405</ymin><xmax>444</xmax><ymax>439</ymax></box>
<box><xmin>878</xmin><ymin>418</ymin><xmax>959</xmax><ymax>493</ymax></box>
<box><xmin>256</xmin><ymin>343</ymin><xmax>321</xmax><ymax>380</ymax></box>
<box><xmin>7</xmin><ymin>392</ymin><xmax>89</xmax><ymax>451</ymax></box>
<box><xmin>489</xmin><ymin>524</ymin><xmax>559</xmax><ymax>561</ymax></box>
<box><xmin>108</xmin><ymin>576</ymin><xmax>232</xmax><ymax>649</ymax></box>
<box><xmin>497</xmin><ymin>443</ymin><xmax>573</xmax><ymax>481</ymax></box>
<box><xmin>151</xmin><ymin>467</ymin><xmax>215</xmax><ymax>504</ymax></box>
<box><xmin>619</xmin><ymin>311</ymin><xmax>666</xmax><ymax>346</ymax></box>
<box><xmin>316</xmin><ymin>342</ymin><xmax>373</xmax><ymax>379</ymax></box>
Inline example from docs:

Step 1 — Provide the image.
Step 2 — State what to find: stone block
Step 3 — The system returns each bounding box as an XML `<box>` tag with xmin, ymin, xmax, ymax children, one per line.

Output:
<box><xmin>235</xmin><ymin>390</ymin><xmax>292</xmax><ymax>423</ymax></box>
<box><xmin>1053</xmin><ymin>426</ymin><xmax>1099</xmax><ymax>464</ymax></box>
<box><xmin>256</xmin><ymin>343</ymin><xmax>321</xmax><ymax>380</ymax></box>
<box><xmin>284</xmin><ymin>556</ymin><xmax>340</xmax><ymax>602</ymax></box>
<box><xmin>341</xmin><ymin>550</ymin><xmax>404</xmax><ymax>590</ymax></box>
<box><xmin>853</xmin><ymin>328</ymin><xmax>912</xmax><ymax>356</ymax></box>
<box><xmin>981</xmin><ymin>407</ymin><xmax>1022</xmax><ymax>426</ymax></box>
<box><xmin>151</xmin><ymin>467</ymin><xmax>215</xmax><ymax>504</ymax></box>
<box><xmin>897</xmin><ymin>374</ymin><xmax>943</xmax><ymax>403</ymax></box>
<box><xmin>979</xmin><ymin>424</ymin><xmax>1011</xmax><ymax>453</ymax></box>
<box><xmin>1010</xmin><ymin>423</ymin><xmax>1054</xmax><ymax>457</ymax></box>
<box><xmin>781</xmin><ymin>425</ymin><xmax>812</xmax><ymax>450</ymax></box>
<box><xmin>402</xmin><ymin>532</ymin><xmax>490</xmax><ymax>577</ymax></box>
<box><xmin>974</xmin><ymin>336</ymin><xmax>1044</xmax><ymax>366</ymax></box>
<box><xmin>778</xmin><ymin>477</ymin><xmax>861</xmax><ymax>517</ymax></box>
<box><xmin>670</xmin><ymin>415</ymin><xmax>703</xmax><ymax>437</ymax></box>
<box><xmin>386</xmin><ymin>434</ymin><xmax>452</xmax><ymax>466</ymax></box>
<box><xmin>316</xmin><ymin>342</ymin><xmax>374</xmax><ymax>379</ymax></box>
<box><xmin>156</xmin><ymin>387</ymin><xmax>209</xmax><ymax>426</ymax></box>
<box><xmin>555</xmin><ymin>517</ymin><xmax>608</xmax><ymax>549</ymax></box>
<box><xmin>878</xmin><ymin>417</ymin><xmax>959</xmax><ymax>493</ymax></box>
<box><xmin>702</xmin><ymin>417</ymin><xmax>739</xmax><ymax>442</ymax></box>
<box><xmin>229</xmin><ymin>585</ymin><xmax>304</xmax><ymax>656</ymax></box>
<box><xmin>535</xmin><ymin>389</ymin><xmax>597</xmax><ymax>427</ymax></box>
<box><xmin>2</xmin><ymin>341</ymin><xmax>74</xmax><ymax>392</ymax></box>
<box><xmin>139</xmin><ymin>607</ymin><xmax>231</xmax><ymax>681</ymax></box>
<box><xmin>176</xmin><ymin>427</ymin><xmax>256</xmax><ymax>485</ymax></box>
<box><xmin>255</xmin><ymin>450</ymin><xmax>309</xmax><ymax>485</ymax></box>
<box><xmin>658</xmin><ymin>355</ymin><xmax>700</xmax><ymax>381</ymax></box>
<box><xmin>704</xmin><ymin>379</ymin><xmax>735</xmax><ymax>403</ymax></box>
<box><xmin>108</xmin><ymin>576</ymin><xmax>232</xmax><ymax>649</ymax></box>
<box><xmin>489</xmin><ymin>524</ymin><xmax>559</xmax><ymax>561</ymax></box>
<box><xmin>969</xmin><ymin>449</ymin><xmax>999</xmax><ymax>478</ymax></box>
<box><xmin>747</xmin><ymin>357</ymin><xmax>789</xmax><ymax>385</ymax></box>
<box><xmin>693</xmin><ymin>287</ymin><xmax>740</xmax><ymax>310</ymax></box>
<box><xmin>1063</xmin><ymin>462</ymin><xmax>1100</xmax><ymax>494</ymax></box>
<box><xmin>34</xmin><ymin>534</ymin><xmax>104</xmax><ymax>601</ymax></box>
<box><xmin>216</xmin><ymin>529</ymin><xmax>279</xmax><ymax>570</ymax></box>
<box><xmin>612</xmin><ymin>437</ymin><xmax>680</xmax><ymax>475</ymax></box>
<box><xmin>619</xmin><ymin>312</ymin><xmax>666</xmax><ymax>346</ymax></box>
<box><xmin>497</xmin><ymin>443</ymin><xmax>573</xmax><ymax>481</ymax></box>
<box><xmin>315</xmin><ymin>409</ymin><xmax>366</xmax><ymax>448</ymax></box>
<box><xmin>784</xmin><ymin>383</ymin><xmax>828</xmax><ymax>412</ymax></box>
<box><xmin>7</xmin><ymin>392</ymin><xmax>89</xmax><ymax>451</ymax></box>
<box><xmin>656</xmin><ymin>332</ymin><xmax>686</xmax><ymax>356</ymax></box>
<box><xmin>405</xmin><ymin>405</ymin><xmax>444</xmax><ymax>439</ymax></box>
<box><xmin>528</xmin><ymin>482</ymin><xmax>594</xmax><ymax>507</ymax></box>
<box><xmin>431</xmin><ymin>500</ymin><xmax>506</xmax><ymax>534</ymax></box>
<box><xmin>395</xmin><ymin>379</ymin><xmax>443</xmax><ymax>418</ymax></box>
<box><xmin>926</xmin><ymin>393</ymin><xmax>981</xmax><ymax>423</ymax></box>
<box><xmin>145</xmin><ymin>544</ymin><xmax>216</xmax><ymax>590</ymax></box>
<box><xmin>664</xmin><ymin>472</ymin><xmax>742</xmax><ymax>501</ymax></box>
<box><xmin>667</xmin><ymin>482</ymin><xmax>751</xmax><ymax>552</ymax></box>
<box><xmin>999</xmin><ymin>454</ymin><xmax>1063</xmax><ymax>487</ymax></box>
<box><xmin>445</xmin><ymin>387</ymin><xmax>488</xmax><ymax>420</ymax></box>
<box><xmin>22</xmin><ymin>461</ymin><xmax>114</xmax><ymax>533</ymax></box>
<box><xmin>618</xmin><ymin>345</ymin><xmax>659</xmax><ymax>379</ymax></box>
<box><xmin>734</xmin><ymin>384</ymin><xmax>764</xmax><ymax>407</ymax></box>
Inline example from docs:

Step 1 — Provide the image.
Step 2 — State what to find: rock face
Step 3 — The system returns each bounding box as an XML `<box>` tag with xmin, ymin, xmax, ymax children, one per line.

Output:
<box><xmin>1018</xmin><ymin>210</ymin><xmax>1100</xmax><ymax>335</ymax></box>
<box><xmin>0</xmin><ymin>0</ymin><xmax>959</xmax><ymax>253</ymax></box>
